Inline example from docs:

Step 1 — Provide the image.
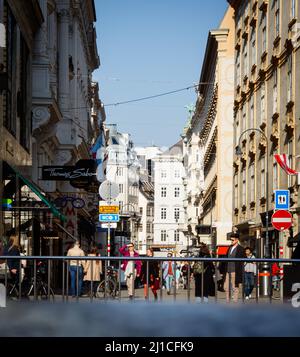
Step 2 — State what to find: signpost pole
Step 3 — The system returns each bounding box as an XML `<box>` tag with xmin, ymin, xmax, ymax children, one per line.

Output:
<box><xmin>279</xmin><ymin>229</ymin><xmax>284</xmax><ymax>301</ymax></box>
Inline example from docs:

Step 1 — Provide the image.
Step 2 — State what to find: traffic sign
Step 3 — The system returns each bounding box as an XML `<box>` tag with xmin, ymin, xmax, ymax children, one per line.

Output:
<box><xmin>271</xmin><ymin>210</ymin><xmax>293</xmax><ymax>231</ymax></box>
<box><xmin>99</xmin><ymin>214</ymin><xmax>120</xmax><ymax>222</ymax></box>
<box><xmin>99</xmin><ymin>180</ymin><xmax>119</xmax><ymax>201</ymax></box>
<box><xmin>101</xmin><ymin>223</ymin><xmax>117</xmax><ymax>229</ymax></box>
<box><xmin>274</xmin><ymin>190</ymin><xmax>290</xmax><ymax>210</ymax></box>
<box><xmin>99</xmin><ymin>205</ymin><xmax>119</xmax><ymax>214</ymax></box>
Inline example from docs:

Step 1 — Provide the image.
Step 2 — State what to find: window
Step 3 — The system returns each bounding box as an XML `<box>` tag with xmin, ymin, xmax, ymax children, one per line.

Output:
<box><xmin>287</xmin><ymin>55</ymin><xmax>293</xmax><ymax>102</ymax></box>
<box><xmin>291</xmin><ymin>0</ymin><xmax>296</xmax><ymax>19</ymax></box>
<box><xmin>174</xmin><ymin>208</ymin><xmax>180</xmax><ymax>220</ymax></box>
<box><xmin>174</xmin><ymin>230</ymin><xmax>180</xmax><ymax>242</ymax></box>
<box><xmin>260</xmin><ymin>82</ymin><xmax>265</xmax><ymax>124</ymax></box>
<box><xmin>243</xmin><ymin>39</ymin><xmax>249</xmax><ymax>76</ymax></box>
<box><xmin>261</xmin><ymin>158</ymin><xmax>265</xmax><ymax>198</ymax></box>
<box><xmin>251</xmin><ymin>27</ymin><xmax>256</xmax><ymax>67</ymax></box>
<box><xmin>288</xmin><ymin>140</ymin><xmax>293</xmax><ymax>187</ymax></box>
<box><xmin>273</xmin><ymin>68</ymin><xmax>278</xmax><ymax>113</ymax></box>
<box><xmin>161</xmin><ymin>230</ymin><xmax>167</xmax><ymax>242</ymax></box>
<box><xmin>236</xmin><ymin>50</ymin><xmax>241</xmax><ymax>85</ymax></box>
<box><xmin>119</xmin><ymin>184</ymin><xmax>123</xmax><ymax>193</ymax></box>
<box><xmin>262</xmin><ymin>13</ymin><xmax>267</xmax><ymax>53</ymax></box>
<box><xmin>234</xmin><ymin>174</ymin><xmax>238</xmax><ymax>208</ymax></box>
<box><xmin>147</xmin><ymin>222</ymin><xmax>151</xmax><ymax>233</ymax></box>
<box><xmin>273</xmin><ymin>162</ymin><xmax>278</xmax><ymax>191</ymax></box>
<box><xmin>119</xmin><ymin>201</ymin><xmax>123</xmax><ymax>210</ymax></box>
<box><xmin>174</xmin><ymin>187</ymin><xmax>180</xmax><ymax>197</ymax></box>
<box><xmin>161</xmin><ymin>208</ymin><xmax>167</xmax><ymax>219</ymax></box>
<box><xmin>139</xmin><ymin>207</ymin><xmax>143</xmax><ymax>215</ymax></box>
<box><xmin>250</xmin><ymin>96</ymin><xmax>254</xmax><ymax>128</ymax></box>
<box><xmin>161</xmin><ymin>187</ymin><xmax>167</xmax><ymax>197</ymax></box>
<box><xmin>161</xmin><ymin>170</ymin><xmax>167</xmax><ymax>178</ymax></box>
<box><xmin>250</xmin><ymin>164</ymin><xmax>255</xmax><ymax>202</ymax></box>
<box><xmin>242</xmin><ymin>168</ymin><xmax>246</xmax><ymax>206</ymax></box>
<box><xmin>242</xmin><ymin>105</ymin><xmax>246</xmax><ymax>133</ymax></box>
<box><xmin>139</xmin><ymin>224</ymin><xmax>143</xmax><ymax>232</ymax></box>
<box><xmin>196</xmin><ymin>207</ymin><xmax>199</xmax><ymax>217</ymax></box>
<box><xmin>174</xmin><ymin>170</ymin><xmax>180</xmax><ymax>178</ymax></box>
<box><xmin>116</xmin><ymin>167</ymin><xmax>123</xmax><ymax>176</ymax></box>
<box><xmin>274</xmin><ymin>0</ymin><xmax>280</xmax><ymax>38</ymax></box>
<box><xmin>146</xmin><ymin>205</ymin><xmax>151</xmax><ymax>216</ymax></box>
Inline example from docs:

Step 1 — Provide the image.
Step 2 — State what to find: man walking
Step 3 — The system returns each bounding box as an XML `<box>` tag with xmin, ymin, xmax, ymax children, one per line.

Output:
<box><xmin>162</xmin><ymin>253</ymin><xmax>175</xmax><ymax>295</ymax></box>
<box><xmin>222</xmin><ymin>233</ymin><xmax>245</xmax><ymax>303</ymax></box>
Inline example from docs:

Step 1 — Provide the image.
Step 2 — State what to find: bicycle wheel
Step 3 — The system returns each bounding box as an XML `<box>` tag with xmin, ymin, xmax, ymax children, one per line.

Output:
<box><xmin>95</xmin><ymin>279</ymin><xmax>116</xmax><ymax>299</ymax></box>
<box><xmin>39</xmin><ymin>284</ymin><xmax>55</xmax><ymax>300</ymax></box>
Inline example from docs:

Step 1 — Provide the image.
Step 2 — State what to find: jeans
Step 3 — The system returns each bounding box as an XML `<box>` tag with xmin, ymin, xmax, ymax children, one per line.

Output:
<box><xmin>244</xmin><ymin>272</ymin><xmax>255</xmax><ymax>297</ymax></box>
<box><xmin>165</xmin><ymin>275</ymin><xmax>174</xmax><ymax>292</ymax></box>
<box><xmin>69</xmin><ymin>265</ymin><xmax>83</xmax><ymax>296</ymax></box>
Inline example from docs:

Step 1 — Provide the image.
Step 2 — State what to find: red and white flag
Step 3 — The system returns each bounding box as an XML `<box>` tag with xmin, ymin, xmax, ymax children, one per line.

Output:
<box><xmin>274</xmin><ymin>154</ymin><xmax>298</xmax><ymax>175</ymax></box>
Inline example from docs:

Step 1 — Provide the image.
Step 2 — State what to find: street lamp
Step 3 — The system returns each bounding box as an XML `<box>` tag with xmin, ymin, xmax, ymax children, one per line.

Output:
<box><xmin>236</xmin><ymin>128</ymin><xmax>270</xmax><ymax>296</ymax></box>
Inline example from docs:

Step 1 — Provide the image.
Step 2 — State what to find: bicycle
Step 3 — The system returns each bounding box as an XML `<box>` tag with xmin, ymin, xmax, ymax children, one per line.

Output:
<box><xmin>7</xmin><ymin>261</ymin><xmax>55</xmax><ymax>300</ymax></box>
<box><xmin>95</xmin><ymin>266</ymin><xmax>119</xmax><ymax>299</ymax></box>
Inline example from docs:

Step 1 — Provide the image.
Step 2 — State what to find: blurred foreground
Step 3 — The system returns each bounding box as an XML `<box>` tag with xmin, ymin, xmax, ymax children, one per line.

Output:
<box><xmin>1</xmin><ymin>301</ymin><xmax>300</xmax><ymax>337</ymax></box>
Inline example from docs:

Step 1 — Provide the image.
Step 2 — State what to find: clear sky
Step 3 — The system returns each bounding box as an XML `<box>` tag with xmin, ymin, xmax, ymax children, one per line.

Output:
<box><xmin>93</xmin><ymin>0</ymin><xmax>228</xmax><ymax>147</ymax></box>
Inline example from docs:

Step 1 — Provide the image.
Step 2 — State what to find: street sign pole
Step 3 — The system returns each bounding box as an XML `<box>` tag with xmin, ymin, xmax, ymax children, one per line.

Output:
<box><xmin>279</xmin><ymin>230</ymin><xmax>284</xmax><ymax>301</ymax></box>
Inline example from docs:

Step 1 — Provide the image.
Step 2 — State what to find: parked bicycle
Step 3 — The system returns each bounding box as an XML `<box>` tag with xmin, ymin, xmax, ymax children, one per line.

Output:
<box><xmin>95</xmin><ymin>266</ymin><xmax>119</xmax><ymax>299</ymax></box>
<box><xmin>7</xmin><ymin>261</ymin><xmax>55</xmax><ymax>300</ymax></box>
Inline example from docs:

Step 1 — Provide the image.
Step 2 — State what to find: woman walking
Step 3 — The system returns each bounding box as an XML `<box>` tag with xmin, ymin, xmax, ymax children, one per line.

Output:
<box><xmin>83</xmin><ymin>247</ymin><xmax>102</xmax><ymax>297</ymax></box>
<box><xmin>140</xmin><ymin>248</ymin><xmax>160</xmax><ymax>300</ymax></box>
<box><xmin>193</xmin><ymin>244</ymin><xmax>215</xmax><ymax>303</ymax></box>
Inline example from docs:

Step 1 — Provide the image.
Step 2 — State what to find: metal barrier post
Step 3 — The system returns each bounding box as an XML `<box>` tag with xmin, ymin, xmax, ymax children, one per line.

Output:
<box><xmin>173</xmin><ymin>261</ymin><xmax>176</xmax><ymax>302</ymax></box>
<box><xmin>118</xmin><ymin>261</ymin><xmax>121</xmax><ymax>302</ymax></box>
<box><xmin>104</xmin><ymin>260</ymin><xmax>107</xmax><ymax>300</ymax></box>
<box><xmin>34</xmin><ymin>259</ymin><xmax>37</xmax><ymax>301</ymax></box>
<box><xmin>66</xmin><ymin>260</ymin><xmax>69</xmax><ymax>301</ymax></box>
<box><xmin>201</xmin><ymin>261</ymin><xmax>204</xmax><ymax>302</ymax></box>
<box><xmin>47</xmin><ymin>259</ymin><xmax>51</xmax><ymax>299</ymax></box>
<box><xmin>242</xmin><ymin>262</ymin><xmax>245</xmax><ymax>304</ymax></box>
<box><xmin>146</xmin><ymin>261</ymin><xmax>149</xmax><ymax>301</ymax></box>
<box><xmin>256</xmin><ymin>264</ymin><xmax>259</xmax><ymax>304</ymax></box>
<box><xmin>76</xmin><ymin>261</ymin><xmax>79</xmax><ymax>302</ymax></box>
<box><xmin>90</xmin><ymin>259</ymin><xmax>93</xmax><ymax>302</ymax></box>
<box><xmin>62</xmin><ymin>260</ymin><xmax>65</xmax><ymax>302</ymax></box>
<box><xmin>187</xmin><ymin>262</ymin><xmax>191</xmax><ymax>302</ymax></box>
<box><xmin>160</xmin><ymin>262</ymin><xmax>163</xmax><ymax>301</ymax></box>
<box><xmin>18</xmin><ymin>260</ymin><xmax>22</xmax><ymax>300</ymax></box>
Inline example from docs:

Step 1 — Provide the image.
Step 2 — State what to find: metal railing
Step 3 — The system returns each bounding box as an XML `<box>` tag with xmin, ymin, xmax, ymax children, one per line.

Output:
<box><xmin>1</xmin><ymin>256</ymin><xmax>300</xmax><ymax>304</ymax></box>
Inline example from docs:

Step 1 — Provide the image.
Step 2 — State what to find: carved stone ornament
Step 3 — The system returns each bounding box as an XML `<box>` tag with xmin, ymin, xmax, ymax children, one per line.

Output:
<box><xmin>55</xmin><ymin>150</ymin><xmax>72</xmax><ymax>165</ymax></box>
<box><xmin>32</xmin><ymin>106</ymin><xmax>51</xmax><ymax>131</ymax></box>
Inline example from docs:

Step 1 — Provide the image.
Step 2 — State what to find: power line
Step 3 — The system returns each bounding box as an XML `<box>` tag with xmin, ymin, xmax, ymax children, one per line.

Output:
<box><xmin>64</xmin><ymin>81</ymin><xmax>214</xmax><ymax>110</ymax></box>
<box><xmin>104</xmin><ymin>83</ymin><xmax>203</xmax><ymax>107</ymax></box>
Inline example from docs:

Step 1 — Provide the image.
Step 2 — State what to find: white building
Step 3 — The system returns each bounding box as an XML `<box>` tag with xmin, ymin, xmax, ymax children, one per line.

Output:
<box><xmin>153</xmin><ymin>141</ymin><xmax>188</xmax><ymax>256</ymax></box>
<box><xmin>135</xmin><ymin>146</ymin><xmax>163</xmax><ymax>182</ymax></box>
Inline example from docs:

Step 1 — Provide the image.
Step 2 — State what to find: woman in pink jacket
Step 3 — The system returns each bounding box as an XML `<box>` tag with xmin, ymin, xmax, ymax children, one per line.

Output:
<box><xmin>119</xmin><ymin>243</ymin><xmax>141</xmax><ymax>299</ymax></box>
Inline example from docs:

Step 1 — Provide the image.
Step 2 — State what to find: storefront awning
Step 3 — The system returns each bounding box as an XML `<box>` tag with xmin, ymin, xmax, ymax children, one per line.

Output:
<box><xmin>8</xmin><ymin>163</ymin><xmax>66</xmax><ymax>222</ymax></box>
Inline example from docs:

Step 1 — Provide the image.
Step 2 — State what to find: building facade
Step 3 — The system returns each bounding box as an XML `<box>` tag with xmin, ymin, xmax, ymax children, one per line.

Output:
<box><xmin>0</xmin><ymin>0</ymin><xmax>101</xmax><ymax>256</ymax></box>
<box><xmin>183</xmin><ymin>6</ymin><xmax>235</xmax><ymax>251</ymax></box>
<box><xmin>228</xmin><ymin>0</ymin><xmax>300</xmax><ymax>258</ymax></box>
<box><xmin>153</xmin><ymin>141</ymin><xmax>188</xmax><ymax>256</ymax></box>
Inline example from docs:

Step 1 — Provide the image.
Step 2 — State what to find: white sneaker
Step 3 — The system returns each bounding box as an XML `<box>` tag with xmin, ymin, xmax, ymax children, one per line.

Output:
<box><xmin>195</xmin><ymin>297</ymin><xmax>201</xmax><ymax>303</ymax></box>
<box><xmin>245</xmin><ymin>296</ymin><xmax>249</xmax><ymax>300</ymax></box>
<box><xmin>249</xmin><ymin>294</ymin><xmax>252</xmax><ymax>299</ymax></box>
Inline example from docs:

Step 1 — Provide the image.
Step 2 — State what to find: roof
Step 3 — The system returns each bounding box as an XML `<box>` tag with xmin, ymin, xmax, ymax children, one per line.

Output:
<box><xmin>139</xmin><ymin>180</ymin><xmax>154</xmax><ymax>200</ymax></box>
<box><xmin>161</xmin><ymin>140</ymin><xmax>183</xmax><ymax>156</ymax></box>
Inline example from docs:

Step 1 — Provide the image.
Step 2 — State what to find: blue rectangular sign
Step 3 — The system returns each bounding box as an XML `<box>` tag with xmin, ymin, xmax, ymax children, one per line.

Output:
<box><xmin>99</xmin><ymin>214</ymin><xmax>120</xmax><ymax>222</ymax></box>
<box><xmin>274</xmin><ymin>190</ymin><xmax>290</xmax><ymax>210</ymax></box>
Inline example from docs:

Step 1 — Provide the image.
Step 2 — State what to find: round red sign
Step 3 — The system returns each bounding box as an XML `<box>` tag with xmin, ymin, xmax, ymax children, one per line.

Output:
<box><xmin>271</xmin><ymin>210</ymin><xmax>293</xmax><ymax>231</ymax></box>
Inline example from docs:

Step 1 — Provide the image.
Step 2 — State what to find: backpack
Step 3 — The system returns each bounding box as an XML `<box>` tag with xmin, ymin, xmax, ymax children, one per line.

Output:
<box><xmin>193</xmin><ymin>261</ymin><xmax>207</xmax><ymax>275</ymax></box>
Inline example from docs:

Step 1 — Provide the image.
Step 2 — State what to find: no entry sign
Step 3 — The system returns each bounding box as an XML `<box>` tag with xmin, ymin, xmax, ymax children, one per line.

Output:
<box><xmin>271</xmin><ymin>210</ymin><xmax>293</xmax><ymax>231</ymax></box>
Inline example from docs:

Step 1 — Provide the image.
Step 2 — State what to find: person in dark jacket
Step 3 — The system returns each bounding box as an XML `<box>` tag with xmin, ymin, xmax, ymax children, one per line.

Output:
<box><xmin>193</xmin><ymin>244</ymin><xmax>215</xmax><ymax>303</ymax></box>
<box><xmin>222</xmin><ymin>233</ymin><xmax>246</xmax><ymax>303</ymax></box>
<box><xmin>3</xmin><ymin>236</ymin><xmax>21</xmax><ymax>284</ymax></box>
<box><xmin>140</xmin><ymin>248</ymin><xmax>160</xmax><ymax>300</ymax></box>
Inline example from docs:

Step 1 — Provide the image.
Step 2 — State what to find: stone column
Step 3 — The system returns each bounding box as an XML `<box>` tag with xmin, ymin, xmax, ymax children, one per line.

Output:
<box><xmin>57</xmin><ymin>8</ymin><xmax>70</xmax><ymax>114</ymax></box>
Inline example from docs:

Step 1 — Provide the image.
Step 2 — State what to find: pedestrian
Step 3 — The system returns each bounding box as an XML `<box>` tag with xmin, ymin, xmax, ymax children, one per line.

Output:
<box><xmin>83</xmin><ymin>246</ymin><xmax>102</xmax><ymax>297</ymax></box>
<box><xmin>222</xmin><ymin>233</ymin><xmax>246</xmax><ymax>303</ymax></box>
<box><xmin>181</xmin><ymin>261</ymin><xmax>189</xmax><ymax>289</ymax></box>
<box><xmin>119</xmin><ymin>242</ymin><xmax>141</xmax><ymax>300</ymax></box>
<box><xmin>162</xmin><ymin>253</ymin><xmax>175</xmax><ymax>295</ymax></box>
<box><xmin>193</xmin><ymin>244</ymin><xmax>215</xmax><ymax>303</ymax></box>
<box><xmin>175</xmin><ymin>264</ymin><xmax>181</xmax><ymax>289</ymax></box>
<box><xmin>244</xmin><ymin>247</ymin><xmax>256</xmax><ymax>299</ymax></box>
<box><xmin>140</xmin><ymin>248</ymin><xmax>160</xmax><ymax>300</ymax></box>
<box><xmin>3</xmin><ymin>235</ymin><xmax>20</xmax><ymax>285</ymax></box>
<box><xmin>67</xmin><ymin>240</ymin><xmax>85</xmax><ymax>297</ymax></box>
